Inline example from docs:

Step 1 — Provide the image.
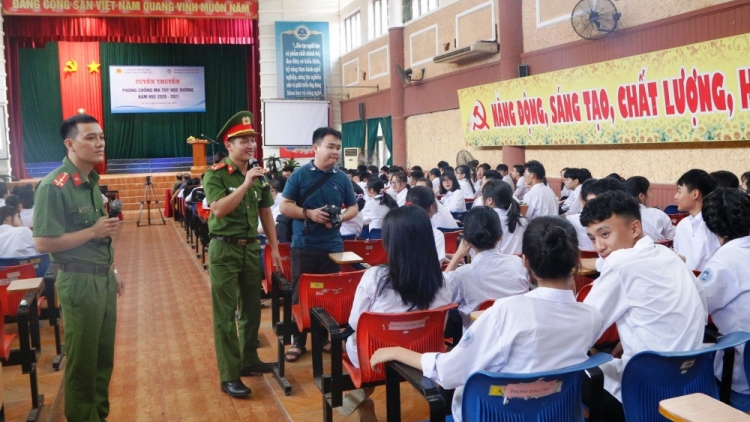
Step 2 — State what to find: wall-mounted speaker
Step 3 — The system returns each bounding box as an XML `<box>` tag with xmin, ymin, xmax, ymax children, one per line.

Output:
<box><xmin>358</xmin><ymin>102</ymin><xmax>365</xmax><ymax>121</ymax></box>
<box><xmin>518</xmin><ymin>64</ymin><xmax>530</xmax><ymax>78</ymax></box>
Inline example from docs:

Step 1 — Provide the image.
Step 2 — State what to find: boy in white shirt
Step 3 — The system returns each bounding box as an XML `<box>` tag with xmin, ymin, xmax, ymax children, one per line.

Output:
<box><xmin>581</xmin><ymin>191</ymin><xmax>707</xmax><ymax>421</ymax></box>
<box><xmin>0</xmin><ymin>205</ymin><xmax>39</xmax><ymax>257</ymax></box>
<box><xmin>625</xmin><ymin>176</ymin><xmax>675</xmax><ymax>242</ymax></box>
<box><xmin>521</xmin><ymin>160</ymin><xmax>558</xmax><ymax>220</ymax></box>
<box><xmin>566</xmin><ymin>178</ymin><xmax>626</xmax><ymax>252</ymax></box>
<box><xmin>560</xmin><ymin>168</ymin><xmax>590</xmax><ymax>215</ymax></box>
<box><xmin>471</xmin><ymin>169</ymin><xmax>502</xmax><ymax>208</ymax></box>
<box><xmin>496</xmin><ymin>164</ymin><xmax>515</xmax><ymax>190</ymax></box>
<box><xmin>673</xmin><ymin>169</ymin><xmax>721</xmax><ymax>271</ymax></box>
<box><xmin>699</xmin><ymin>188</ymin><xmax>750</xmax><ymax>396</ymax></box>
<box><xmin>510</xmin><ymin>164</ymin><xmax>528</xmax><ymax>200</ymax></box>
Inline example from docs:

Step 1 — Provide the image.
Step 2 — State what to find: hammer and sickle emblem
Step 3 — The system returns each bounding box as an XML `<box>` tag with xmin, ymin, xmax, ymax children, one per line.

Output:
<box><xmin>64</xmin><ymin>60</ymin><xmax>78</xmax><ymax>73</ymax></box>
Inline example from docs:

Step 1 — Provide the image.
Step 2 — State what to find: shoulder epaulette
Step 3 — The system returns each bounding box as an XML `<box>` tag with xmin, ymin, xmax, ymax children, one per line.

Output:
<box><xmin>53</xmin><ymin>172</ymin><xmax>70</xmax><ymax>188</ymax></box>
<box><xmin>210</xmin><ymin>162</ymin><xmax>227</xmax><ymax>171</ymax></box>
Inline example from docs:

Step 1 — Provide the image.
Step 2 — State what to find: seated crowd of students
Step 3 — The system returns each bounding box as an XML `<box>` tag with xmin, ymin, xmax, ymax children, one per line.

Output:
<box><xmin>268</xmin><ymin>159</ymin><xmax>750</xmax><ymax>421</ymax></box>
<box><xmin>0</xmin><ymin>182</ymin><xmax>39</xmax><ymax>258</ymax></box>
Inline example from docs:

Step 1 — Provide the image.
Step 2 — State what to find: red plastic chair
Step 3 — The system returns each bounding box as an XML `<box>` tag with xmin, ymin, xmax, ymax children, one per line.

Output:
<box><xmin>477</xmin><ymin>299</ymin><xmax>495</xmax><ymax>311</ymax></box>
<box><xmin>291</xmin><ymin>270</ymin><xmax>365</xmax><ymax>333</ymax></box>
<box><xmin>580</xmin><ymin>250</ymin><xmax>599</xmax><ymax>259</ymax></box>
<box><xmin>0</xmin><ymin>264</ymin><xmax>44</xmax><ymax>318</ymax></box>
<box><xmin>195</xmin><ymin>201</ymin><xmax>210</xmax><ymax>221</ymax></box>
<box><xmin>576</xmin><ymin>283</ymin><xmax>619</xmax><ymax>346</ymax></box>
<box><xmin>0</xmin><ymin>295</ymin><xmax>18</xmax><ymax>361</ymax></box>
<box><xmin>263</xmin><ymin>243</ymin><xmax>292</xmax><ymax>295</ymax></box>
<box><xmin>443</xmin><ymin>230</ymin><xmax>462</xmax><ymax>255</ymax></box>
<box><xmin>654</xmin><ymin>239</ymin><xmax>674</xmax><ymax>248</ymax></box>
<box><xmin>668</xmin><ymin>213</ymin><xmax>689</xmax><ymax>226</ymax></box>
<box><xmin>312</xmin><ymin>303</ymin><xmax>457</xmax><ymax>421</ymax></box>
<box><xmin>343</xmin><ymin>239</ymin><xmax>388</xmax><ymax>266</ymax></box>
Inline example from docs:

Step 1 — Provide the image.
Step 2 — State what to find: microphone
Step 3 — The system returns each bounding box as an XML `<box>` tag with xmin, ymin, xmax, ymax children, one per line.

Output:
<box><xmin>109</xmin><ymin>199</ymin><xmax>123</xmax><ymax>218</ymax></box>
<box><xmin>248</xmin><ymin>159</ymin><xmax>269</xmax><ymax>188</ymax></box>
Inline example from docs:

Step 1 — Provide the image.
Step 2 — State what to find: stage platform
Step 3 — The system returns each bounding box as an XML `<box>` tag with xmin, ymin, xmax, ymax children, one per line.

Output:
<box><xmin>24</xmin><ymin>156</ymin><xmax>211</xmax><ymax>178</ymax></box>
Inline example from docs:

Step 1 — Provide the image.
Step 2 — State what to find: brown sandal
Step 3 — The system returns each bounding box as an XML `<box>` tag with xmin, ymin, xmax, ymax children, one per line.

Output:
<box><xmin>284</xmin><ymin>346</ymin><xmax>307</xmax><ymax>362</ymax></box>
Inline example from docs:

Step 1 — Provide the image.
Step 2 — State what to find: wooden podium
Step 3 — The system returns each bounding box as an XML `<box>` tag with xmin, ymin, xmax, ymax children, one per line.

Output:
<box><xmin>187</xmin><ymin>138</ymin><xmax>210</xmax><ymax>172</ymax></box>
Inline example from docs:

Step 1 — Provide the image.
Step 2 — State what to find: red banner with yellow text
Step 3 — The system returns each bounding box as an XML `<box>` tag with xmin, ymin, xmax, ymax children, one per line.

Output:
<box><xmin>459</xmin><ymin>33</ymin><xmax>750</xmax><ymax>146</ymax></box>
<box><xmin>3</xmin><ymin>0</ymin><xmax>258</xmax><ymax>18</ymax></box>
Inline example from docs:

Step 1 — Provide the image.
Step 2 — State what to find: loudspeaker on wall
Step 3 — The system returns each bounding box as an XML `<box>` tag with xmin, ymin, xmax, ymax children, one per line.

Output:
<box><xmin>518</xmin><ymin>64</ymin><xmax>530</xmax><ymax>78</ymax></box>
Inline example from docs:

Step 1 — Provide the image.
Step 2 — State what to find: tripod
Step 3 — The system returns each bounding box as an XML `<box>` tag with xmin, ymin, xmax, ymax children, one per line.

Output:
<box><xmin>137</xmin><ymin>176</ymin><xmax>166</xmax><ymax>227</ymax></box>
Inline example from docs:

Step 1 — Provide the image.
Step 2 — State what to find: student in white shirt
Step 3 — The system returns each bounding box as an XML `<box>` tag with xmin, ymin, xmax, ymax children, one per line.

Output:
<box><xmin>413</xmin><ymin>179</ymin><xmax>458</xmax><ymax>230</ymax></box>
<box><xmin>474</xmin><ymin>163</ymin><xmax>489</xmax><ymax>194</ymax></box>
<box><xmin>341</xmin><ymin>206</ymin><xmax>453</xmax><ymax>419</ymax></box>
<box><xmin>258</xmin><ymin>176</ymin><xmax>286</xmax><ymax>235</ymax></box>
<box><xmin>481</xmin><ymin>180</ymin><xmax>526</xmax><ymax>255</ymax></box>
<box><xmin>406</xmin><ymin>187</ymin><xmax>447</xmax><ymax>262</ymax></box>
<box><xmin>742</xmin><ymin>171</ymin><xmax>750</xmax><ymax>192</ymax></box>
<box><xmin>497</xmin><ymin>164</ymin><xmax>515</xmax><ymax>190</ymax></box>
<box><xmin>16</xmin><ymin>185</ymin><xmax>35</xmax><ymax>228</ymax></box>
<box><xmin>443</xmin><ymin>206</ymin><xmax>528</xmax><ymax>330</ymax></box>
<box><xmin>387</xmin><ymin>172</ymin><xmax>409</xmax><ymax>207</ymax></box>
<box><xmin>673</xmin><ymin>169</ymin><xmax>721</xmax><ymax>271</ymax></box>
<box><xmin>361</xmin><ymin>178</ymin><xmax>397</xmax><ymax>230</ymax></box>
<box><xmin>625</xmin><ymin>176</ymin><xmax>675</xmax><ymax>242</ymax></box>
<box><xmin>510</xmin><ymin>165</ymin><xmax>528</xmax><ymax>201</ymax></box>
<box><xmin>559</xmin><ymin>167</ymin><xmax>572</xmax><ymax>199</ymax></box>
<box><xmin>0</xmin><ymin>206</ymin><xmax>39</xmax><ymax>257</ymax></box>
<box><xmin>560</xmin><ymin>168</ymin><xmax>590</xmax><ymax>216</ymax></box>
<box><xmin>566</xmin><ymin>179</ymin><xmax>598</xmax><ymax>251</ymax></box>
<box><xmin>581</xmin><ymin>191</ymin><xmax>707</xmax><ymax>421</ymax></box>
<box><xmin>522</xmin><ymin>160</ymin><xmax>558</xmax><ymax>220</ymax></box>
<box><xmin>0</xmin><ymin>182</ymin><xmax>8</xmax><ymax>207</ymax></box>
<box><xmin>439</xmin><ymin>172</ymin><xmax>466</xmax><ymax>212</ymax></box>
<box><xmin>356</xmin><ymin>170</ymin><xmax>370</xmax><ymax>192</ymax></box>
<box><xmin>471</xmin><ymin>169</ymin><xmax>503</xmax><ymax>208</ymax></box>
<box><xmin>455</xmin><ymin>165</ymin><xmax>476</xmax><ymax>199</ymax></box>
<box><xmin>428</xmin><ymin>168</ymin><xmax>441</xmax><ymax>194</ymax></box>
<box><xmin>699</xmin><ymin>188</ymin><xmax>750</xmax><ymax>395</ymax></box>
<box><xmin>370</xmin><ymin>216</ymin><xmax>603</xmax><ymax>422</ymax></box>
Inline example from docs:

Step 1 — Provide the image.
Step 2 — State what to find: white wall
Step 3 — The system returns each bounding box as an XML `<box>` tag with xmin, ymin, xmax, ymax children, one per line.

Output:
<box><xmin>0</xmin><ymin>14</ymin><xmax>10</xmax><ymax>180</ymax></box>
<box><xmin>258</xmin><ymin>0</ymin><xmax>343</xmax><ymax>162</ymax></box>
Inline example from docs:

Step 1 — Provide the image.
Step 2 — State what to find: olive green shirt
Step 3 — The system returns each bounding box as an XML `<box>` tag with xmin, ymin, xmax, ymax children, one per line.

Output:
<box><xmin>33</xmin><ymin>157</ymin><xmax>113</xmax><ymax>266</ymax></box>
<box><xmin>203</xmin><ymin>158</ymin><xmax>273</xmax><ymax>238</ymax></box>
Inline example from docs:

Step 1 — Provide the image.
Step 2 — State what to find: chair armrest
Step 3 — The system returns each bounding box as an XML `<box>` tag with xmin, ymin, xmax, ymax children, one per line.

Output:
<box><xmin>310</xmin><ymin>306</ymin><xmax>347</xmax><ymax>408</ymax></box>
<box><xmin>386</xmin><ymin>361</ymin><xmax>447</xmax><ymax>422</ymax></box>
<box><xmin>719</xmin><ymin>345</ymin><xmax>735</xmax><ymax>404</ymax></box>
<box><xmin>272</xmin><ymin>272</ymin><xmax>292</xmax><ymax>292</ymax></box>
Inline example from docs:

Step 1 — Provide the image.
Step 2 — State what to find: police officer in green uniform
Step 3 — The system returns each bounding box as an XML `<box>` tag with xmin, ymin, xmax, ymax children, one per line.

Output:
<box><xmin>203</xmin><ymin>111</ymin><xmax>283</xmax><ymax>397</ymax></box>
<box><xmin>33</xmin><ymin>114</ymin><xmax>123</xmax><ymax>422</ymax></box>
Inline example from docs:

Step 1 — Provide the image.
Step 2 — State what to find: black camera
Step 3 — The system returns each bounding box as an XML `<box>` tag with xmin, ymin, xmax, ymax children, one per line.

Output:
<box><xmin>322</xmin><ymin>204</ymin><xmax>342</xmax><ymax>229</ymax></box>
<box><xmin>145</xmin><ymin>175</ymin><xmax>152</xmax><ymax>186</ymax></box>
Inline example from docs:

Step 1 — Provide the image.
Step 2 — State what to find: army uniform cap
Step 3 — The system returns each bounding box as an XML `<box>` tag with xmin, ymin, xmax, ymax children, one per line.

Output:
<box><xmin>217</xmin><ymin>111</ymin><xmax>257</xmax><ymax>143</ymax></box>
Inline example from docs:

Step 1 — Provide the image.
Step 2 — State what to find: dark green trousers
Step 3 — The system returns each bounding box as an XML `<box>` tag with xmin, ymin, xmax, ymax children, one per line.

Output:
<box><xmin>208</xmin><ymin>239</ymin><xmax>263</xmax><ymax>382</ymax></box>
<box><xmin>57</xmin><ymin>270</ymin><xmax>117</xmax><ymax>422</ymax></box>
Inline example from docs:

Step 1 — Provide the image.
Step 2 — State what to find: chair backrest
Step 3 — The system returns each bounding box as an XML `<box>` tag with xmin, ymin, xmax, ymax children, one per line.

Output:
<box><xmin>368</xmin><ymin>228</ymin><xmax>382</xmax><ymax>240</ymax></box>
<box><xmin>359</xmin><ymin>224</ymin><xmax>370</xmax><ymax>240</ymax></box>
<box><xmin>0</xmin><ymin>263</ymin><xmax>38</xmax><ymax>317</ymax></box>
<box><xmin>668</xmin><ymin>212</ymin><xmax>689</xmax><ymax>226</ymax></box>
<box><xmin>354</xmin><ymin>303</ymin><xmax>457</xmax><ymax>385</ymax></box>
<box><xmin>343</xmin><ymin>239</ymin><xmax>388</xmax><ymax>266</ymax></box>
<box><xmin>465</xmin><ymin>198</ymin><xmax>474</xmax><ymax>211</ymax></box>
<box><xmin>263</xmin><ymin>243</ymin><xmax>292</xmax><ymax>294</ymax></box>
<box><xmin>579</xmin><ymin>250</ymin><xmax>599</xmax><ymax>259</ymax></box>
<box><xmin>575</xmin><ymin>284</ymin><xmax>619</xmax><ymax>346</ymax></box>
<box><xmin>663</xmin><ymin>205</ymin><xmax>680</xmax><ymax>215</ymax></box>
<box><xmin>296</xmin><ymin>270</ymin><xmax>365</xmax><ymax>331</ymax></box>
<box><xmin>195</xmin><ymin>201</ymin><xmax>210</xmax><ymax>220</ymax></box>
<box><xmin>477</xmin><ymin>298</ymin><xmax>495</xmax><ymax>311</ymax></box>
<box><xmin>0</xmin><ymin>254</ymin><xmax>51</xmax><ymax>278</ymax></box>
<box><xmin>462</xmin><ymin>353</ymin><xmax>613</xmax><ymax>422</ymax></box>
<box><xmin>621</xmin><ymin>331</ymin><xmax>750</xmax><ymax>422</ymax></box>
<box><xmin>451</xmin><ymin>211</ymin><xmax>467</xmax><ymax>224</ymax></box>
<box><xmin>654</xmin><ymin>239</ymin><xmax>674</xmax><ymax>249</ymax></box>
<box><xmin>443</xmin><ymin>230</ymin><xmax>462</xmax><ymax>255</ymax></box>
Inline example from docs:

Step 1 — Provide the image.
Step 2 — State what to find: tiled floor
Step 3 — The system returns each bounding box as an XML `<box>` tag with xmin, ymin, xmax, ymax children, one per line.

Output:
<box><xmin>2</xmin><ymin>219</ymin><xmax>433</xmax><ymax>421</ymax></box>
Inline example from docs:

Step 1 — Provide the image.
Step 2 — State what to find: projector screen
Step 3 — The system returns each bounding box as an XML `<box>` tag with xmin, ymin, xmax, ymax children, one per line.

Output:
<box><xmin>263</xmin><ymin>100</ymin><xmax>329</xmax><ymax>147</ymax></box>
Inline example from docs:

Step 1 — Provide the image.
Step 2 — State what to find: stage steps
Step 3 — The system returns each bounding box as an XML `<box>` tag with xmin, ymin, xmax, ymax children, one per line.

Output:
<box><xmin>100</xmin><ymin>173</ymin><xmax>195</xmax><ymax>213</ymax></box>
<box><xmin>25</xmin><ymin>157</ymin><xmax>213</xmax><ymax>178</ymax></box>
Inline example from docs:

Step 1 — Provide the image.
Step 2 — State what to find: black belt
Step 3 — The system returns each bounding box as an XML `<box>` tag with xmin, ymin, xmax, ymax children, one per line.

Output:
<box><xmin>211</xmin><ymin>235</ymin><xmax>256</xmax><ymax>246</ymax></box>
<box><xmin>59</xmin><ymin>263</ymin><xmax>114</xmax><ymax>275</ymax></box>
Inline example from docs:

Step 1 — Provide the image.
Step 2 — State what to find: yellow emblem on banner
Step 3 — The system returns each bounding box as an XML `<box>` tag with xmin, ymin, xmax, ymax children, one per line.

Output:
<box><xmin>488</xmin><ymin>385</ymin><xmax>506</xmax><ymax>396</ymax></box>
<box><xmin>310</xmin><ymin>282</ymin><xmax>324</xmax><ymax>289</ymax></box>
<box><xmin>63</xmin><ymin>60</ymin><xmax>78</xmax><ymax>73</ymax></box>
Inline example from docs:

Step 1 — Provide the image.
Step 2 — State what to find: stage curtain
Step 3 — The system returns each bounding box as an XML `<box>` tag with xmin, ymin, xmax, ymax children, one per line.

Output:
<box><xmin>366</xmin><ymin>118</ymin><xmax>379</xmax><ymax>154</ymax></box>
<box><xmin>381</xmin><ymin>116</ymin><xmax>393</xmax><ymax>165</ymax></box>
<box><xmin>342</xmin><ymin>121</ymin><xmax>365</xmax><ymax>151</ymax></box>
<box><xmin>100</xmin><ymin>43</ymin><xmax>247</xmax><ymax>159</ymax></box>
<box><xmin>4</xmin><ymin>16</ymin><xmax>255</xmax><ymax>45</ymax></box>
<box><xmin>19</xmin><ymin>43</ymin><xmax>65</xmax><ymax>164</ymax></box>
<box><xmin>58</xmin><ymin>42</ymin><xmax>106</xmax><ymax>173</ymax></box>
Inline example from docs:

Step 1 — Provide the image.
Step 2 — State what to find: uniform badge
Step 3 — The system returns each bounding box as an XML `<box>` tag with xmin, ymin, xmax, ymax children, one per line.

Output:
<box><xmin>210</xmin><ymin>162</ymin><xmax>227</xmax><ymax>171</ymax></box>
<box><xmin>72</xmin><ymin>172</ymin><xmax>83</xmax><ymax>187</ymax></box>
<box><xmin>53</xmin><ymin>172</ymin><xmax>70</xmax><ymax>188</ymax></box>
<box><xmin>227</xmin><ymin>164</ymin><xmax>235</xmax><ymax>175</ymax></box>
<box><xmin>459</xmin><ymin>330</ymin><xmax>474</xmax><ymax>348</ymax></box>
<box><xmin>228</xmin><ymin>187</ymin><xmax>236</xmax><ymax>192</ymax></box>
<box><xmin>699</xmin><ymin>269</ymin><xmax>713</xmax><ymax>283</ymax></box>
<box><xmin>242</xmin><ymin>116</ymin><xmax>251</xmax><ymax>125</ymax></box>
<box><xmin>78</xmin><ymin>205</ymin><xmax>93</xmax><ymax>214</ymax></box>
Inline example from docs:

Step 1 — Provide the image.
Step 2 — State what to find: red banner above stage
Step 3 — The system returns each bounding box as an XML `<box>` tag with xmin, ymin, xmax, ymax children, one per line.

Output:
<box><xmin>2</xmin><ymin>0</ymin><xmax>258</xmax><ymax>18</ymax></box>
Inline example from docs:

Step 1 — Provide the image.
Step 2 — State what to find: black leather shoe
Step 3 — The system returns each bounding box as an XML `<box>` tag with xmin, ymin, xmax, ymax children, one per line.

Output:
<box><xmin>221</xmin><ymin>380</ymin><xmax>251</xmax><ymax>397</ymax></box>
<box><xmin>240</xmin><ymin>361</ymin><xmax>276</xmax><ymax>376</ymax></box>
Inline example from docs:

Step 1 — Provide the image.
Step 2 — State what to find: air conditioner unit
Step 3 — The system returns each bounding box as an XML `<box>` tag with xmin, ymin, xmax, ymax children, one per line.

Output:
<box><xmin>433</xmin><ymin>41</ymin><xmax>499</xmax><ymax>64</ymax></box>
<box><xmin>344</xmin><ymin>147</ymin><xmax>361</xmax><ymax>169</ymax></box>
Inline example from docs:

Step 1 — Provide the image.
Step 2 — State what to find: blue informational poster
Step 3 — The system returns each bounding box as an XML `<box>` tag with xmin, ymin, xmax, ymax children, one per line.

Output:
<box><xmin>275</xmin><ymin>22</ymin><xmax>330</xmax><ymax>99</ymax></box>
<box><xmin>109</xmin><ymin>66</ymin><xmax>206</xmax><ymax>113</ymax></box>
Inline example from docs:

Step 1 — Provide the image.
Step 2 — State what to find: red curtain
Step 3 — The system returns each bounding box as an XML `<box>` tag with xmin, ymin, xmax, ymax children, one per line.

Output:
<box><xmin>247</xmin><ymin>19</ymin><xmax>262</xmax><ymax>164</ymax></box>
<box><xmin>4</xmin><ymin>16</ymin><xmax>258</xmax><ymax>180</ymax></box>
<box><xmin>58</xmin><ymin>42</ymin><xmax>106</xmax><ymax>174</ymax></box>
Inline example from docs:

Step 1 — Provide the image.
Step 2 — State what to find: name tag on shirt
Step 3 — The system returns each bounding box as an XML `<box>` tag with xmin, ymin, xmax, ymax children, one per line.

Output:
<box><xmin>78</xmin><ymin>205</ymin><xmax>93</xmax><ymax>214</ymax></box>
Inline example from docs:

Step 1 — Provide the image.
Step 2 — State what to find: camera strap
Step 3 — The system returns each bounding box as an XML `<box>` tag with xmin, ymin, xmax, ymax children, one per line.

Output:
<box><xmin>296</xmin><ymin>172</ymin><xmax>334</xmax><ymax>209</ymax></box>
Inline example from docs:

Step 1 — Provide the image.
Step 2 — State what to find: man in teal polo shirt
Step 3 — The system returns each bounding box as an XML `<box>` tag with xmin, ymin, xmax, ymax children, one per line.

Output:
<box><xmin>203</xmin><ymin>111</ymin><xmax>282</xmax><ymax>397</ymax></box>
<box><xmin>34</xmin><ymin>114</ymin><xmax>123</xmax><ymax>422</ymax></box>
